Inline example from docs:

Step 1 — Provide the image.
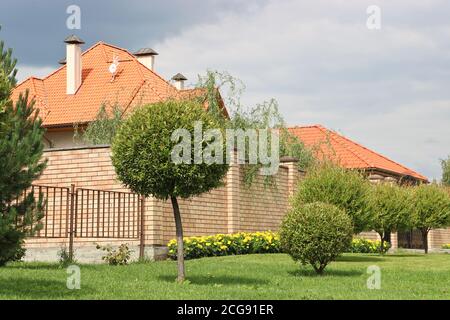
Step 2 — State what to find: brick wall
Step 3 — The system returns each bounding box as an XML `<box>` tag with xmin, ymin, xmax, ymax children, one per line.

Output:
<box><xmin>27</xmin><ymin>146</ymin><xmax>300</xmax><ymax>251</ymax></box>
<box><xmin>26</xmin><ymin>145</ymin><xmax>449</xmax><ymax>257</ymax></box>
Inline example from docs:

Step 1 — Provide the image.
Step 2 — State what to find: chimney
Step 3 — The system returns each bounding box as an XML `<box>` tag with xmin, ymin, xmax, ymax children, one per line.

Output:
<box><xmin>172</xmin><ymin>73</ymin><xmax>187</xmax><ymax>90</ymax></box>
<box><xmin>133</xmin><ymin>48</ymin><xmax>158</xmax><ymax>71</ymax></box>
<box><xmin>64</xmin><ymin>35</ymin><xmax>84</xmax><ymax>95</ymax></box>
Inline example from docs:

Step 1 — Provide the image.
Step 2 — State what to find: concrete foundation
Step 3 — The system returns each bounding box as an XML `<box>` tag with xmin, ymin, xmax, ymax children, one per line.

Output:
<box><xmin>23</xmin><ymin>245</ymin><xmax>168</xmax><ymax>264</ymax></box>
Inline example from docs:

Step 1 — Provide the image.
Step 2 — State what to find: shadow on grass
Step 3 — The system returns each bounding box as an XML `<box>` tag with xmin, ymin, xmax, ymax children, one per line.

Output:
<box><xmin>5</xmin><ymin>263</ymin><xmax>62</xmax><ymax>271</ymax></box>
<box><xmin>5</xmin><ymin>263</ymin><xmax>101</xmax><ymax>271</ymax></box>
<box><xmin>0</xmin><ymin>278</ymin><xmax>94</xmax><ymax>299</ymax></box>
<box><xmin>337</xmin><ymin>255</ymin><xmax>384</xmax><ymax>263</ymax></box>
<box><xmin>288</xmin><ymin>268</ymin><xmax>363</xmax><ymax>278</ymax></box>
<box><xmin>385</xmin><ymin>254</ymin><xmax>425</xmax><ymax>258</ymax></box>
<box><xmin>158</xmin><ymin>274</ymin><xmax>268</xmax><ymax>286</ymax></box>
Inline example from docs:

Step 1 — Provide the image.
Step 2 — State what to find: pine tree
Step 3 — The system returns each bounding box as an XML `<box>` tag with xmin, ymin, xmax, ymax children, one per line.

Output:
<box><xmin>0</xmin><ymin>27</ymin><xmax>46</xmax><ymax>266</ymax></box>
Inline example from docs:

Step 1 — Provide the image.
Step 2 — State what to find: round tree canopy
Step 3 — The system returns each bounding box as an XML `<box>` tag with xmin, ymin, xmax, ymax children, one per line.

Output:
<box><xmin>112</xmin><ymin>99</ymin><xmax>229</xmax><ymax>199</ymax></box>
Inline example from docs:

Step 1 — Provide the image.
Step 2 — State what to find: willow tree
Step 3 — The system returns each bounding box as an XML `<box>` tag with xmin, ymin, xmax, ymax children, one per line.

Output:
<box><xmin>112</xmin><ymin>100</ymin><xmax>228</xmax><ymax>282</ymax></box>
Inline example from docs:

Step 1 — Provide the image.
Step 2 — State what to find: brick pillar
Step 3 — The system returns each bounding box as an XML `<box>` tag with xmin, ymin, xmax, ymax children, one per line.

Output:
<box><xmin>390</xmin><ymin>232</ymin><xmax>398</xmax><ymax>249</ymax></box>
<box><xmin>227</xmin><ymin>161</ymin><xmax>240</xmax><ymax>234</ymax></box>
<box><xmin>280</xmin><ymin>157</ymin><xmax>300</xmax><ymax>197</ymax></box>
<box><xmin>428</xmin><ymin>229</ymin><xmax>435</xmax><ymax>250</ymax></box>
<box><xmin>143</xmin><ymin>196</ymin><xmax>164</xmax><ymax>246</ymax></box>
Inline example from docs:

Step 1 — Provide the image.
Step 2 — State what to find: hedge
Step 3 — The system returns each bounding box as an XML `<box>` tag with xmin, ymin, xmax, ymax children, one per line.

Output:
<box><xmin>167</xmin><ymin>232</ymin><xmax>388</xmax><ymax>260</ymax></box>
<box><xmin>442</xmin><ymin>244</ymin><xmax>450</xmax><ymax>249</ymax></box>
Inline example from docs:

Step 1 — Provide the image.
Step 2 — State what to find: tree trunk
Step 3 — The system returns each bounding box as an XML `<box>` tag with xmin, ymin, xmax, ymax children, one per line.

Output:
<box><xmin>171</xmin><ymin>196</ymin><xmax>185</xmax><ymax>282</ymax></box>
<box><xmin>421</xmin><ymin>229</ymin><xmax>429</xmax><ymax>254</ymax></box>
<box><xmin>382</xmin><ymin>232</ymin><xmax>391</xmax><ymax>244</ymax></box>
<box><xmin>381</xmin><ymin>231</ymin><xmax>391</xmax><ymax>254</ymax></box>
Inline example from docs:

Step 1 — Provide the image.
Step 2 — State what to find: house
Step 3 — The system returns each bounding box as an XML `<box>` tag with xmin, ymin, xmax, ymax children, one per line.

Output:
<box><xmin>11</xmin><ymin>35</ymin><xmax>216</xmax><ymax>148</ymax></box>
<box><xmin>12</xmin><ymin>37</ymin><xmax>448</xmax><ymax>262</ymax></box>
<box><xmin>289</xmin><ymin>125</ymin><xmax>428</xmax><ymax>184</ymax></box>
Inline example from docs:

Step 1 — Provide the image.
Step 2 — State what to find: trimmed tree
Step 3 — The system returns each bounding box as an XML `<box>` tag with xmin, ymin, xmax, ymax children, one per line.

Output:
<box><xmin>293</xmin><ymin>162</ymin><xmax>371</xmax><ymax>234</ymax></box>
<box><xmin>0</xmin><ymin>30</ymin><xmax>46</xmax><ymax>265</ymax></box>
<box><xmin>112</xmin><ymin>99</ymin><xmax>229</xmax><ymax>282</ymax></box>
<box><xmin>410</xmin><ymin>184</ymin><xmax>450</xmax><ymax>253</ymax></box>
<box><xmin>367</xmin><ymin>183</ymin><xmax>412</xmax><ymax>253</ymax></box>
<box><xmin>441</xmin><ymin>155</ymin><xmax>450</xmax><ymax>186</ymax></box>
<box><xmin>280</xmin><ymin>202</ymin><xmax>353</xmax><ymax>274</ymax></box>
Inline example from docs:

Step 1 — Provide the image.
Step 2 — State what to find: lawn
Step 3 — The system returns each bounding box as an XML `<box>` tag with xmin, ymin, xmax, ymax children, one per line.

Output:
<box><xmin>1</xmin><ymin>253</ymin><xmax>450</xmax><ymax>299</ymax></box>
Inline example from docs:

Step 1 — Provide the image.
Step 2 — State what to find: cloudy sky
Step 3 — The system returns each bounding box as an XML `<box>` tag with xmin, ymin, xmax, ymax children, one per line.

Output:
<box><xmin>1</xmin><ymin>0</ymin><xmax>449</xmax><ymax>180</ymax></box>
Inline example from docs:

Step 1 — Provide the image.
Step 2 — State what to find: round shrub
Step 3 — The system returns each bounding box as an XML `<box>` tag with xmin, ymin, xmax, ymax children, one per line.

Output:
<box><xmin>280</xmin><ymin>202</ymin><xmax>353</xmax><ymax>274</ymax></box>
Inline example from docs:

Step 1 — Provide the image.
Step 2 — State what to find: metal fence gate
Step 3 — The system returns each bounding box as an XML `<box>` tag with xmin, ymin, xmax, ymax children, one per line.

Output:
<box><xmin>16</xmin><ymin>184</ymin><xmax>145</xmax><ymax>259</ymax></box>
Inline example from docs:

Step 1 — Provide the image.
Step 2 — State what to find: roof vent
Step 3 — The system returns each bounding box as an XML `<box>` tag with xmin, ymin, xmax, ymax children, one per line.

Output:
<box><xmin>172</xmin><ymin>73</ymin><xmax>187</xmax><ymax>90</ymax></box>
<box><xmin>133</xmin><ymin>48</ymin><xmax>158</xmax><ymax>71</ymax></box>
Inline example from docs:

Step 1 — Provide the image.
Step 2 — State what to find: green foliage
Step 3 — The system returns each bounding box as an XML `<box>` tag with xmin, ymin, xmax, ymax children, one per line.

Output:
<box><xmin>280</xmin><ymin>202</ymin><xmax>353</xmax><ymax>274</ymax></box>
<box><xmin>0</xmin><ymin>32</ymin><xmax>46</xmax><ymax>266</ymax></box>
<box><xmin>76</xmin><ymin>103</ymin><xmax>123</xmax><ymax>145</ymax></box>
<box><xmin>409</xmin><ymin>184</ymin><xmax>450</xmax><ymax>253</ymax></box>
<box><xmin>410</xmin><ymin>184</ymin><xmax>450</xmax><ymax>230</ymax></box>
<box><xmin>57</xmin><ymin>246</ymin><xmax>76</xmax><ymax>267</ymax></box>
<box><xmin>442</xmin><ymin>243</ymin><xmax>450</xmax><ymax>249</ymax></box>
<box><xmin>0</xmin><ymin>27</ymin><xmax>17</xmax><ymax>112</ymax></box>
<box><xmin>367</xmin><ymin>183</ymin><xmax>412</xmax><ymax>247</ymax></box>
<box><xmin>293</xmin><ymin>162</ymin><xmax>371</xmax><ymax>233</ymax></box>
<box><xmin>167</xmin><ymin>231</ymin><xmax>390</xmax><ymax>259</ymax></box>
<box><xmin>96</xmin><ymin>243</ymin><xmax>132</xmax><ymax>266</ymax></box>
<box><xmin>167</xmin><ymin>231</ymin><xmax>280</xmax><ymax>260</ymax></box>
<box><xmin>196</xmin><ymin>70</ymin><xmax>314</xmax><ymax>187</ymax></box>
<box><xmin>441</xmin><ymin>155</ymin><xmax>450</xmax><ymax>186</ymax></box>
<box><xmin>349</xmin><ymin>238</ymin><xmax>390</xmax><ymax>254</ymax></box>
<box><xmin>410</xmin><ymin>184</ymin><xmax>450</xmax><ymax>232</ymax></box>
<box><xmin>112</xmin><ymin>99</ymin><xmax>229</xmax><ymax>199</ymax></box>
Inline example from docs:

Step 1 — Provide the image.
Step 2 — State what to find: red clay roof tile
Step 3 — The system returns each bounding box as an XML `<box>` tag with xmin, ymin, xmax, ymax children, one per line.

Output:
<box><xmin>11</xmin><ymin>42</ymin><xmax>183</xmax><ymax>127</ymax></box>
<box><xmin>289</xmin><ymin>125</ymin><xmax>427</xmax><ymax>181</ymax></box>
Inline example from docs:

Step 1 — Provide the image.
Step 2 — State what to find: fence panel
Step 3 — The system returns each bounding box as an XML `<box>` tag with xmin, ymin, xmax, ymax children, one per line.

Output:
<box><xmin>14</xmin><ymin>185</ymin><xmax>70</xmax><ymax>238</ymax></box>
<box><xmin>75</xmin><ymin>188</ymin><xmax>141</xmax><ymax>239</ymax></box>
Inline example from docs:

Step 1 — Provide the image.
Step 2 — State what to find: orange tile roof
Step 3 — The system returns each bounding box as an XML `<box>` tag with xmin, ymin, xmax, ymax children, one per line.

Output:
<box><xmin>11</xmin><ymin>42</ymin><xmax>207</xmax><ymax>128</ymax></box>
<box><xmin>288</xmin><ymin>125</ymin><xmax>427</xmax><ymax>182</ymax></box>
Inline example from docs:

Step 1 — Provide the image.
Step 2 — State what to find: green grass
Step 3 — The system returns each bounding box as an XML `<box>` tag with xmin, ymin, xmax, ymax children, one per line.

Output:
<box><xmin>1</xmin><ymin>253</ymin><xmax>450</xmax><ymax>299</ymax></box>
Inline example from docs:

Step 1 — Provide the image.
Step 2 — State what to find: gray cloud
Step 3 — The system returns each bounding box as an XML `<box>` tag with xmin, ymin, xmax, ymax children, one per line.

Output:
<box><xmin>0</xmin><ymin>0</ymin><xmax>266</xmax><ymax>66</ymax></box>
<box><xmin>1</xmin><ymin>0</ymin><xmax>449</xmax><ymax>180</ymax></box>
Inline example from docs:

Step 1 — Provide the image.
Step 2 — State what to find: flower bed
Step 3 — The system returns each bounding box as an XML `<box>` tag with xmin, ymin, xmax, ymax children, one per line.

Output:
<box><xmin>168</xmin><ymin>232</ymin><xmax>390</xmax><ymax>259</ymax></box>
<box><xmin>348</xmin><ymin>238</ymin><xmax>390</xmax><ymax>253</ymax></box>
<box><xmin>168</xmin><ymin>231</ymin><xmax>280</xmax><ymax>260</ymax></box>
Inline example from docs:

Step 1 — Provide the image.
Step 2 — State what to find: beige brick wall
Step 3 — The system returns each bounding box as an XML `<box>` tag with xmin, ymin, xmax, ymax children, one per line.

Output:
<box><xmin>238</xmin><ymin>166</ymin><xmax>289</xmax><ymax>233</ymax></box>
<box><xmin>429</xmin><ymin>229</ymin><xmax>450</xmax><ymax>249</ymax></box>
<box><xmin>28</xmin><ymin>146</ymin><xmax>299</xmax><ymax>250</ymax></box>
<box><xmin>28</xmin><ymin>145</ymin><xmax>447</xmax><ymax>253</ymax></box>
